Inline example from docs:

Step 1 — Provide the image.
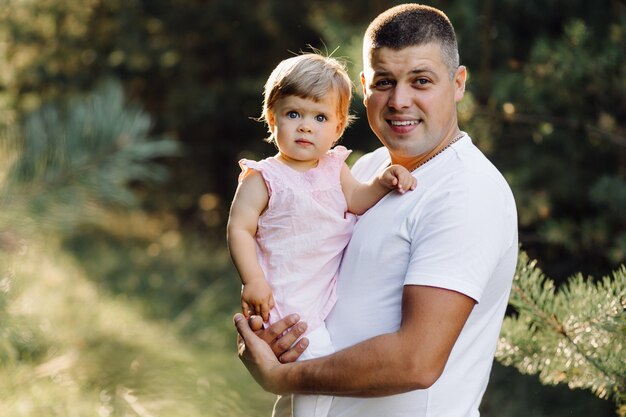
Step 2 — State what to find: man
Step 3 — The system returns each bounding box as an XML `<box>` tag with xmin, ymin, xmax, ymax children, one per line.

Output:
<box><xmin>234</xmin><ymin>4</ymin><xmax>518</xmax><ymax>416</ymax></box>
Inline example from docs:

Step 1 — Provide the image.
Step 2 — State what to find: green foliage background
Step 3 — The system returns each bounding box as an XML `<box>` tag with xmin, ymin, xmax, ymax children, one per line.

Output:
<box><xmin>0</xmin><ymin>0</ymin><xmax>624</xmax><ymax>416</ymax></box>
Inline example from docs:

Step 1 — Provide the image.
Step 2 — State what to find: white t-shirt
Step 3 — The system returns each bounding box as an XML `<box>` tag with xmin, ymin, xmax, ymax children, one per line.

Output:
<box><xmin>325</xmin><ymin>134</ymin><xmax>518</xmax><ymax>417</ymax></box>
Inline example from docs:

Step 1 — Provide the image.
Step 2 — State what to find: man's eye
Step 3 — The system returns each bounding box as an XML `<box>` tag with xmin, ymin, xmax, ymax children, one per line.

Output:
<box><xmin>287</xmin><ymin>111</ymin><xmax>299</xmax><ymax>118</ymax></box>
<box><xmin>374</xmin><ymin>79</ymin><xmax>393</xmax><ymax>88</ymax></box>
<box><xmin>315</xmin><ymin>115</ymin><xmax>327</xmax><ymax>122</ymax></box>
<box><xmin>416</xmin><ymin>78</ymin><xmax>429</xmax><ymax>85</ymax></box>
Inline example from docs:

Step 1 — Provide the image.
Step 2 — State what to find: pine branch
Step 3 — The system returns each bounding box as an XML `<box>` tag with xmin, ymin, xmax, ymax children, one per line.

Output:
<box><xmin>0</xmin><ymin>79</ymin><xmax>181</xmax><ymax>234</ymax></box>
<box><xmin>497</xmin><ymin>251</ymin><xmax>626</xmax><ymax>415</ymax></box>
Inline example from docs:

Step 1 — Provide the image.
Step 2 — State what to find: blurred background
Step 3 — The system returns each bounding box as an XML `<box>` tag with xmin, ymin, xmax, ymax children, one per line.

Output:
<box><xmin>0</xmin><ymin>0</ymin><xmax>624</xmax><ymax>416</ymax></box>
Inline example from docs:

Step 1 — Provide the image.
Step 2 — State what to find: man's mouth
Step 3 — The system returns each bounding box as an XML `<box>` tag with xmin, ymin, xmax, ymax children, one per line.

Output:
<box><xmin>389</xmin><ymin>120</ymin><xmax>420</xmax><ymax>126</ymax></box>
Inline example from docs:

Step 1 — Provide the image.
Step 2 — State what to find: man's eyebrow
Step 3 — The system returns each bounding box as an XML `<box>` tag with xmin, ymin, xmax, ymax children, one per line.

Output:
<box><xmin>410</xmin><ymin>68</ymin><xmax>436</xmax><ymax>76</ymax></box>
<box><xmin>372</xmin><ymin>68</ymin><xmax>437</xmax><ymax>77</ymax></box>
<box><xmin>372</xmin><ymin>69</ymin><xmax>392</xmax><ymax>77</ymax></box>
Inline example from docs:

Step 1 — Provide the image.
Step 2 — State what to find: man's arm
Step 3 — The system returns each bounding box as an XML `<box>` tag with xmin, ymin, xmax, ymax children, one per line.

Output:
<box><xmin>235</xmin><ymin>284</ymin><xmax>475</xmax><ymax>396</ymax></box>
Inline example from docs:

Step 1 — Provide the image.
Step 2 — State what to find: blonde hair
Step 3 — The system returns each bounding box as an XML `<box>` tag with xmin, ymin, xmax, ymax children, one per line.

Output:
<box><xmin>261</xmin><ymin>53</ymin><xmax>355</xmax><ymax>143</ymax></box>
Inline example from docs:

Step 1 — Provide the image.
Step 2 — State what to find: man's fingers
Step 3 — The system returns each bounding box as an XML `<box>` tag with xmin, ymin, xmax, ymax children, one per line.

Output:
<box><xmin>269</xmin><ymin>321</ymin><xmax>307</xmax><ymax>357</ymax></box>
<box><xmin>234</xmin><ymin>313</ymin><xmax>252</xmax><ymax>356</ymax></box>
<box><xmin>279</xmin><ymin>337</ymin><xmax>309</xmax><ymax>363</ymax></box>
<box><xmin>238</xmin><ymin>313</ymin><xmax>308</xmax><ymax>362</ymax></box>
<box><xmin>258</xmin><ymin>314</ymin><xmax>301</xmax><ymax>344</ymax></box>
<box><xmin>234</xmin><ymin>313</ymin><xmax>254</xmax><ymax>341</ymax></box>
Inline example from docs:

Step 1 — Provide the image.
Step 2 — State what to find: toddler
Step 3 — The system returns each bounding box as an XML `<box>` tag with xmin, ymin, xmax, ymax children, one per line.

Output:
<box><xmin>227</xmin><ymin>52</ymin><xmax>415</xmax><ymax>417</ymax></box>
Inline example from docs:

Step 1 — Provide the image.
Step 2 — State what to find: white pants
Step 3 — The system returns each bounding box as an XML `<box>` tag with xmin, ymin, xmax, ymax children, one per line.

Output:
<box><xmin>271</xmin><ymin>324</ymin><xmax>335</xmax><ymax>417</ymax></box>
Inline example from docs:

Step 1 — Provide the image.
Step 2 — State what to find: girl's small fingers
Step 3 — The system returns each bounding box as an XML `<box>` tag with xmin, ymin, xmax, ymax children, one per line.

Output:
<box><xmin>241</xmin><ymin>300</ymin><xmax>251</xmax><ymax>317</ymax></box>
<box><xmin>261</xmin><ymin>303</ymin><xmax>270</xmax><ymax>322</ymax></box>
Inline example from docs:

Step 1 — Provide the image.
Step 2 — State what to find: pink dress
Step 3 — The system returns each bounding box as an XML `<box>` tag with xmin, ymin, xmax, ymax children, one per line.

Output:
<box><xmin>239</xmin><ymin>146</ymin><xmax>356</xmax><ymax>335</ymax></box>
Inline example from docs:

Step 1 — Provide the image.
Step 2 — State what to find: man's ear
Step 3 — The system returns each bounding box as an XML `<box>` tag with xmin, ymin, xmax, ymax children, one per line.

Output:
<box><xmin>360</xmin><ymin>72</ymin><xmax>369</xmax><ymax>107</ymax></box>
<box><xmin>454</xmin><ymin>66</ymin><xmax>467</xmax><ymax>103</ymax></box>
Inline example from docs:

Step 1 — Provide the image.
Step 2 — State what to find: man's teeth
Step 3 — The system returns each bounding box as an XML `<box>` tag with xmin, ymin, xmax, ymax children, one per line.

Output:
<box><xmin>390</xmin><ymin>120</ymin><xmax>418</xmax><ymax>126</ymax></box>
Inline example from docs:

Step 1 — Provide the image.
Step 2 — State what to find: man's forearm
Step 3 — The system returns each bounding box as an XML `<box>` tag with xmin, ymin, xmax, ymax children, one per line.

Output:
<box><xmin>274</xmin><ymin>332</ymin><xmax>434</xmax><ymax>397</ymax></box>
<box><xmin>238</xmin><ymin>286</ymin><xmax>475</xmax><ymax>398</ymax></box>
<box><xmin>270</xmin><ymin>286</ymin><xmax>474</xmax><ymax>397</ymax></box>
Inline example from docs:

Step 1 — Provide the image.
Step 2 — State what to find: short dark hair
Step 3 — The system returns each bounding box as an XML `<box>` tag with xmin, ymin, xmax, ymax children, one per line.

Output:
<box><xmin>364</xmin><ymin>4</ymin><xmax>459</xmax><ymax>78</ymax></box>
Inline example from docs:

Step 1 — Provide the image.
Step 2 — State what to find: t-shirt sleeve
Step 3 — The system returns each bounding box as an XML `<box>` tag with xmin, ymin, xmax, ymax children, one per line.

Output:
<box><xmin>404</xmin><ymin>172</ymin><xmax>514</xmax><ymax>303</ymax></box>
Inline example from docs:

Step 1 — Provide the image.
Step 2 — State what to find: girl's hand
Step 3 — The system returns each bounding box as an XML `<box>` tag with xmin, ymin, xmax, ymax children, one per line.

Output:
<box><xmin>380</xmin><ymin>165</ymin><xmax>417</xmax><ymax>194</ymax></box>
<box><xmin>242</xmin><ymin>279</ymin><xmax>275</xmax><ymax>322</ymax></box>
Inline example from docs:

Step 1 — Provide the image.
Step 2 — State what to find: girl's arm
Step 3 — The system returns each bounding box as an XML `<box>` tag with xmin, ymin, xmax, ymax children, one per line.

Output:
<box><xmin>227</xmin><ymin>170</ymin><xmax>274</xmax><ymax>321</ymax></box>
<box><xmin>340</xmin><ymin>163</ymin><xmax>416</xmax><ymax>215</ymax></box>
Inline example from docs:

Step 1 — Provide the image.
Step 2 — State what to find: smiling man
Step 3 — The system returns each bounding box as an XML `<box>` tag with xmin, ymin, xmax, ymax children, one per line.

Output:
<box><xmin>234</xmin><ymin>4</ymin><xmax>518</xmax><ymax>417</ymax></box>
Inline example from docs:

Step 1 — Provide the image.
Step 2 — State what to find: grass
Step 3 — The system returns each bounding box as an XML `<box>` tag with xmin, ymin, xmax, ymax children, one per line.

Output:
<box><xmin>0</xmin><ymin>209</ymin><xmax>617</xmax><ymax>416</ymax></box>
<box><xmin>0</xmin><ymin>212</ymin><xmax>277</xmax><ymax>417</ymax></box>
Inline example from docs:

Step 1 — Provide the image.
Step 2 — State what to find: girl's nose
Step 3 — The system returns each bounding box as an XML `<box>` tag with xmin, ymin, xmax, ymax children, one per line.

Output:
<box><xmin>298</xmin><ymin>123</ymin><xmax>312</xmax><ymax>133</ymax></box>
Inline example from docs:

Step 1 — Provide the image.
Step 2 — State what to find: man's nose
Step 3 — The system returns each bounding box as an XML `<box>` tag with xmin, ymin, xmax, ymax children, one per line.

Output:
<box><xmin>388</xmin><ymin>85</ymin><xmax>412</xmax><ymax>110</ymax></box>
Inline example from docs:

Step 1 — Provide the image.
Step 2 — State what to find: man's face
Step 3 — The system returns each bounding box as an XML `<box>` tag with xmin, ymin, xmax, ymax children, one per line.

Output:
<box><xmin>361</xmin><ymin>43</ymin><xmax>466</xmax><ymax>164</ymax></box>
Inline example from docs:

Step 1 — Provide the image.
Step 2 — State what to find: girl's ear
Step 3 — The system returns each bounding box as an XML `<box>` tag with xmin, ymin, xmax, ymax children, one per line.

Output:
<box><xmin>335</xmin><ymin>119</ymin><xmax>344</xmax><ymax>136</ymax></box>
<box><xmin>267</xmin><ymin>111</ymin><xmax>275</xmax><ymax>132</ymax></box>
<box><xmin>332</xmin><ymin>117</ymin><xmax>345</xmax><ymax>145</ymax></box>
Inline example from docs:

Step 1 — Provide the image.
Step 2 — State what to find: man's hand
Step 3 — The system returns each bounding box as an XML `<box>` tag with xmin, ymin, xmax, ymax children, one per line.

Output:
<box><xmin>234</xmin><ymin>313</ymin><xmax>309</xmax><ymax>392</ymax></box>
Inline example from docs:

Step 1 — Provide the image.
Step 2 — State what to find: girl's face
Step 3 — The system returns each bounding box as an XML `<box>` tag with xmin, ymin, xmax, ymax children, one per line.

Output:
<box><xmin>268</xmin><ymin>94</ymin><xmax>343</xmax><ymax>171</ymax></box>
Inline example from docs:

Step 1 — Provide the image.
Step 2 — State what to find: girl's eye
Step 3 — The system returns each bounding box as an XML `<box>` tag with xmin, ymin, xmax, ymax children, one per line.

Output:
<box><xmin>287</xmin><ymin>111</ymin><xmax>299</xmax><ymax>119</ymax></box>
<box><xmin>315</xmin><ymin>115</ymin><xmax>327</xmax><ymax>122</ymax></box>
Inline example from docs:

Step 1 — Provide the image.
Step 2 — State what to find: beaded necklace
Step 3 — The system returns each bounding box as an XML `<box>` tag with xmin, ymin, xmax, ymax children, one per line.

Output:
<box><xmin>410</xmin><ymin>132</ymin><xmax>465</xmax><ymax>172</ymax></box>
